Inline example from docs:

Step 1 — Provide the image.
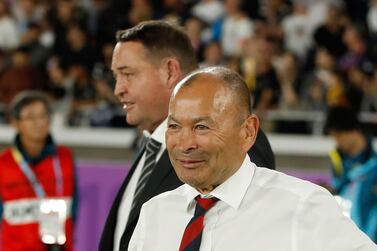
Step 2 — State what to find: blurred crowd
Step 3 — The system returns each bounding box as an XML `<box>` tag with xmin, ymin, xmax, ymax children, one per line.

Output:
<box><xmin>0</xmin><ymin>0</ymin><xmax>376</xmax><ymax>131</ymax></box>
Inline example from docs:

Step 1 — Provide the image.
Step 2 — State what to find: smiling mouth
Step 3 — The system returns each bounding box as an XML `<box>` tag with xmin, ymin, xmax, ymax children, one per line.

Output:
<box><xmin>123</xmin><ymin>103</ymin><xmax>134</xmax><ymax>110</ymax></box>
<box><xmin>177</xmin><ymin>159</ymin><xmax>205</xmax><ymax>169</ymax></box>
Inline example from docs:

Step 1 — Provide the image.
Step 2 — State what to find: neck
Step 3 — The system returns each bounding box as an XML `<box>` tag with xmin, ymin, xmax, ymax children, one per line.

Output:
<box><xmin>143</xmin><ymin>117</ymin><xmax>166</xmax><ymax>134</ymax></box>
<box><xmin>20</xmin><ymin>136</ymin><xmax>45</xmax><ymax>158</ymax></box>
<box><xmin>231</xmin><ymin>12</ymin><xmax>243</xmax><ymax>19</ymax></box>
<box><xmin>196</xmin><ymin>159</ymin><xmax>243</xmax><ymax>195</ymax></box>
<box><xmin>197</xmin><ymin>186</ymin><xmax>215</xmax><ymax>195</ymax></box>
<box><xmin>349</xmin><ymin>133</ymin><xmax>367</xmax><ymax>156</ymax></box>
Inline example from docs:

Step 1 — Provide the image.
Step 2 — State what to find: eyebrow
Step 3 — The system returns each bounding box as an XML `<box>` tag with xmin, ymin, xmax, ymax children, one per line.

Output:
<box><xmin>114</xmin><ymin>66</ymin><xmax>130</xmax><ymax>71</ymax></box>
<box><xmin>168</xmin><ymin>115</ymin><xmax>215</xmax><ymax>124</ymax></box>
<box><xmin>192</xmin><ymin>116</ymin><xmax>214</xmax><ymax>124</ymax></box>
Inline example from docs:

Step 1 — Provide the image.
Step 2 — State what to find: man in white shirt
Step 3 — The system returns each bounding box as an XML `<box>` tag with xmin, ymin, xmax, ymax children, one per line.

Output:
<box><xmin>129</xmin><ymin>66</ymin><xmax>377</xmax><ymax>251</ymax></box>
<box><xmin>281</xmin><ymin>2</ymin><xmax>314</xmax><ymax>61</ymax></box>
<box><xmin>220</xmin><ymin>0</ymin><xmax>254</xmax><ymax>57</ymax></box>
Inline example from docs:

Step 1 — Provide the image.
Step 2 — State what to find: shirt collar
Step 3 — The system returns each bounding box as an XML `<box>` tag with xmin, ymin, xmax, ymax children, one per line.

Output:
<box><xmin>142</xmin><ymin>118</ymin><xmax>167</xmax><ymax>147</ymax></box>
<box><xmin>340</xmin><ymin>139</ymin><xmax>373</xmax><ymax>164</ymax></box>
<box><xmin>14</xmin><ymin>133</ymin><xmax>56</xmax><ymax>165</ymax></box>
<box><xmin>183</xmin><ymin>155</ymin><xmax>255</xmax><ymax>210</ymax></box>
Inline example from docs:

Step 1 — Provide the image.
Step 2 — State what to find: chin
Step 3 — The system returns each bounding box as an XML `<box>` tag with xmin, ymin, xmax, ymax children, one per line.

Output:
<box><xmin>178</xmin><ymin>173</ymin><xmax>203</xmax><ymax>188</ymax></box>
<box><xmin>125</xmin><ymin>116</ymin><xmax>139</xmax><ymax>127</ymax></box>
<box><xmin>183</xmin><ymin>178</ymin><xmax>200</xmax><ymax>188</ymax></box>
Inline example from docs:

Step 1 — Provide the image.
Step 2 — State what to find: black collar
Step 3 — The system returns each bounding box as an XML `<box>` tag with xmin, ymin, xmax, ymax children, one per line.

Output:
<box><xmin>14</xmin><ymin>134</ymin><xmax>56</xmax><ymax>165</ymax></box>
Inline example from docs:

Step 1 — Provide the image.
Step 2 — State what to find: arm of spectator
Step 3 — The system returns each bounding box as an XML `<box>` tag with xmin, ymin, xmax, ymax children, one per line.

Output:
<box><xmin>276</xmin><ymin>57</ymin><xmax>300</xmax><ymax>109</ymax></box>
<box><xmin>280</xmin><ymin>82</ymin><xmax>299</xmax><ymax>109</ymax></box>
<box><xmin>255</xmin><ymin>88</ymin><xmax>274</xmax><ymax>118</ymax></box>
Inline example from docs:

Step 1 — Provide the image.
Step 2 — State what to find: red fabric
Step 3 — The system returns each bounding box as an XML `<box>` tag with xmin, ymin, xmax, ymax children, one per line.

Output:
<box><xmin>179</xmin><ymin>215</ymin><xmax>204</xmax><ymax>250</ymax></box>
<box><xmin>196</xmin><ymin>197</ymin><xmax>217</xmax><ymax>211</ymax></box>
<box><xmin>0</xmin><ymin>146</ymin><xmax>75</xmax><ymax>251</ymax></box>
<box><xmin>179</xmin><ymin>197</ymin><xmax>217</xmax><ymax>251</ymax></box>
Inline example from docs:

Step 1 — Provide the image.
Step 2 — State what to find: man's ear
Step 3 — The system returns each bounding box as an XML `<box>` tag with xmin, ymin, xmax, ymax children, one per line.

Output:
<box><xmin>242</xmin><ymin>114</ymin><xmax>259</xmax><ymax>152</ymax></box>
<box><xmin>163</xmin><ymin>58</ymin><xmax>183</xmax><ymax>90</ymax></box>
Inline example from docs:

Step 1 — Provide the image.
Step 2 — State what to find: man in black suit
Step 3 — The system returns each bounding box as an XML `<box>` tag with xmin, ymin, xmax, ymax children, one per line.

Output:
<box><xmin>99</xmin><ymin>20</ymin><xmax>275</xmax><ymax>251</ymax></box>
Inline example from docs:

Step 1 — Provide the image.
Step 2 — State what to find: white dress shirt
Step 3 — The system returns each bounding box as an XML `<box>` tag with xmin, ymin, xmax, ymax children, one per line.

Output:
<box><xmin>129</xmin><ymin>156</ymin><xmax>377</xmax><ymax>251</ymax></box>
<box><xmin>113</xmin><ymin>119</ymin><xmax>167</xmax><ymax>251</ymax></box>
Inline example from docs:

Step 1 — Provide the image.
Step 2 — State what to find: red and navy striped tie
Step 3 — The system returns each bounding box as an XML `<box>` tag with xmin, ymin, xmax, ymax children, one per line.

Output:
<box><xmin>179</xmin><ymin>196</ymin><xmax>218</xmax><ymax>251</ymax></box>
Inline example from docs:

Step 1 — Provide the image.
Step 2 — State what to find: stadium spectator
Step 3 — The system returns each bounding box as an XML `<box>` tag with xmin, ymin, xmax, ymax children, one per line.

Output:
<box><xmin>191</xmin><ymin>0</ymin><xmax>224</xmax><ymax>25</ymax></box>
<box><xmin>127</xmin><ymin>0</ymin><xmax>153</xmax><ymax>27</ymax></box>
<box><xmin>313</xmin><ymin>4</ymin><xmax>347</xmax><ymax>59</ymax></box>
<box><xmin>184</xmin><ymin>16</ymin><xmax>205</xmax><ymax>56</ymax></box>
<box><xmin>325</xmin><ymin>106</ymin><xmax>377</xmax><ymax>242</ymax></box>
<box><xmin>367</xmin><ymin>0</ymin><xmax>377</xmax><ymax>34</ymax></box>
<box><xmin>0</xmin><ymin>46</ymin><xmax>47</xmax><ymax>105</ymax></box>
<box><xmin>67</xmin><ymin>65</ymin><xmax>96</xmax><ymax>126</ymax></box>
<box><xmin>0</xmin><ymin>1</ymin><xmax>19</xmax><ymax>51</ymax></box>
<box><xmin>243</xmin><ymin>36</ymin><xmax>281</xmax><ymax>116</ymax></box>
<box><xmin>281</xmin><ymin>2</ymin><xmax>314</xmax><ymax>61</ymax></box>
<box><xmin>57</xmin><ymin>23</ymin><xmax>97</xmax><ymax>72</ymax></box>
<box><xmin>11</xmin><ymin>0</ymin><xmax>42</xmax><ymax>35</ymax></box>
<box><xmin>213</xmin><ymin>0</ymin><xmax>254</xmax><ymax>57</ymax></box>
<box><xmin>301</xmin><ymin>48</ymin><xmax>346</xmax><ymax>110</ymax></box>
<box><xmin>19</xmin><ymin>22</ymin><xmax>51</xmax><ymax>68</ymax></box>
<box><xmin>199</xmin><ymin>41</ymin><xmax>224</xmax><ymax>68</ymax></box>
<box><xmin>49</xmin><ymin>0</ymin><xmax>89</xmax><ymax>57</ymax></box>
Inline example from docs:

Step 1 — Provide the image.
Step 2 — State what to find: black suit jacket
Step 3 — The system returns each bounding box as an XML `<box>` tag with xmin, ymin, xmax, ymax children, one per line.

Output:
<box><xmin>99</xmin><ymin>129</ymin><xmax>274</xmax><ymax>251</ymax></box>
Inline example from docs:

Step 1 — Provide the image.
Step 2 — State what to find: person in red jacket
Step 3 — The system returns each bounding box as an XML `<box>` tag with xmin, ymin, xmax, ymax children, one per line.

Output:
<box><xmin>0</xmin><ymin>91</ymin><xmax>77</xmax><ymax>251</ymax></box>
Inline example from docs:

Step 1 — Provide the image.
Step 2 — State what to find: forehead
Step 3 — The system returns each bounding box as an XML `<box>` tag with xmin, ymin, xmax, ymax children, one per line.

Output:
<box><xmin>19</xmin><ymin>101</ymin><xmax>47</xmax><ymax>114</ymax></box>
<box><xmin>330</xmin><ymin>129</ymin><xmax>353</xmax><ymax>136</ymax></box>
<box><xmin>111</xmin><ymin>41</ymin><xmax>151</xmax><ymax>69</ymax></box>
<box><xmin>172</xmin><ymin>75</ymin><xmax>233</xmax><ymax>115</ymax></box>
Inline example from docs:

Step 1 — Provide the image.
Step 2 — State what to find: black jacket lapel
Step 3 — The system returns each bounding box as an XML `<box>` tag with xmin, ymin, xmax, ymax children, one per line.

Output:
<box><xmin>98</xmin><ymin>145</ymin><xmax>146</xmax><ymax>251</ymax></box>
<box><xmin>125</xmin><ymin>150</ymin><xmax>172</xmax><ymax>228</ymax></box>
<box><xmin>119</xmin><ymin>150</ymin><xmax>182</xmax><ymax>251</ymax></box>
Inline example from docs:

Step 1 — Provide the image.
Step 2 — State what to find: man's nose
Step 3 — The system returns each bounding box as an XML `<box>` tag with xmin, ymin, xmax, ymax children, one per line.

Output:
<box><xmin>177</xmin><ymin>128</ymin><xmax>198</xmax><ymax>152</ymax></box>
<box><xmin>114</xmin><ymin>77</ymin><xmax>128</xmax><ymax>99</ymax></box>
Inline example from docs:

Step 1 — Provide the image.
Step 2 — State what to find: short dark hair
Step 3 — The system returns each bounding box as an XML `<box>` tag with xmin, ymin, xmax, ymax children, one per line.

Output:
<box><xmin>10</xmin><ymin>91</ymin><xmax>51</xmax><ymax>120</ymax></box>
<box><xmin>116</xmin><ymin>20</ymin><xmax>198</xmax><ymax>74</ymax></box>
<box><xmin>324</xmin><ymin>106</ymin><xmax>360</xmax><ymax>133</ymax></box>
<box><xmin>178</xmin><ymin>66</ymin><xmax>251</xmax><ymax>121</ymax></box>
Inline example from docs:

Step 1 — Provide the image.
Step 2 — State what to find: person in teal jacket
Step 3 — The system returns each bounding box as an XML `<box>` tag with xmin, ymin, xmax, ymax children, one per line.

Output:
<box><xmin>325</xmin><ymin>106</ymin><xmax>377</xmax><ymax>243</ymax></box>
